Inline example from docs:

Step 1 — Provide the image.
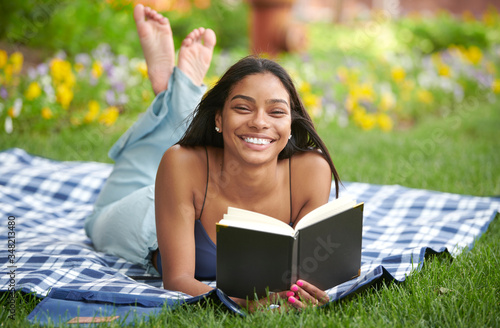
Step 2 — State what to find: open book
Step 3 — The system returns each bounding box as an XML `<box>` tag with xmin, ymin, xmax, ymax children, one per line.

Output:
<box><xmin>216</xmin><ymin>197</ymin><xmax>364</xmax><ymax>298</ymax></box>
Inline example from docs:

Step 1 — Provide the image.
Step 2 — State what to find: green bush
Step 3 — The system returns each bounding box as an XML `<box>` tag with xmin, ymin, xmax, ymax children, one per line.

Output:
<box><xmin>0</xmin><ymin>0</ymin><xmax>249</xmax><ymax>58</ymax></box>
<box><xmin>394</xmin><ymin>12</ymin><xmax>494</xmax><ymax>54</ymax></box>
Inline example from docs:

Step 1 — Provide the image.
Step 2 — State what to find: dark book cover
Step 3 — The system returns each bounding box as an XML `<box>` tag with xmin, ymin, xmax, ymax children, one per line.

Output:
<box><xmin>296</xmin><ymin>204</ymin><xmax>363</xmax><ymax>290</ymax></box>
<box><xmin>216</xmin><ymin>226</ymin><xmax>295</xmax><ymax>298</ymax></box>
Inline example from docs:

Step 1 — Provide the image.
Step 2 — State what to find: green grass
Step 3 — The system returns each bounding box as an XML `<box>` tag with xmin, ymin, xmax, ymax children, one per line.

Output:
<box><xmin>1</xmin><ymin>80</ymin><xmax>499</xmax><ymax>327</ymax></box>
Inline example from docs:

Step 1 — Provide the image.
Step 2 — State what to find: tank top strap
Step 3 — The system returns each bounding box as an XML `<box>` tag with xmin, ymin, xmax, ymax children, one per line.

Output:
<box><xmin>289</xmin><ymin>156</ymin><xmax>295</xmax><ymax>227</ymax></box>
<box><xmin>198</xmin><ymin>146</ymin><xmax>209</xmax><ymax>220</ymax></box>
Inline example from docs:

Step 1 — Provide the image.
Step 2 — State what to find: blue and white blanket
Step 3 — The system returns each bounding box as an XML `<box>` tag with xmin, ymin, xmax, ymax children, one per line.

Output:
<box><xmin>0</xmin><ymin>148</ymin><xmax>498</xmax><ymax>309</ymax></box>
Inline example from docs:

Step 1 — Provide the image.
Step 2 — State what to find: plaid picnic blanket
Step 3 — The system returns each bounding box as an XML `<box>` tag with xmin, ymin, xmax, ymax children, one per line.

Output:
<box><xmin>1</xmin><ymin>148</ymin><xmax>498</xmax><ymax>307</ymax></box>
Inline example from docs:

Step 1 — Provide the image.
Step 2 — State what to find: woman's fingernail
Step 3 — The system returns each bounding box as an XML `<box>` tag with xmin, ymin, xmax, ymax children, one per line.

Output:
<box><xmin>288</xmin><ymin>296</ymin><xmax>296</xmax><ymax>304</ymax></box>
<box><xmin>286</xmin><ymin>291</ymin><xmax>295</xmax><ymax>297</ymax></box>
<box><xmin>291</xmin><ymin>285</ymin><xmax>299</xmax><ymax>292</ymax></box>
<box><xmin>297</xmin><ymin>280</ymin><xmax>304</xmax><ymax>287</ymax></box>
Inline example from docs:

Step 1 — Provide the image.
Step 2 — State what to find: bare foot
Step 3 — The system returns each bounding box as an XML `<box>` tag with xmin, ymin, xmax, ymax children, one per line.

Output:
<box><xmin>178</xmin><ymin>28</ymin><xmax>217</xmax><ymax>86</ymax></box>
<box><xmin>134</xmin><ymin>4</ymin><xmax>175</xmax><ymax>95</ymax></box>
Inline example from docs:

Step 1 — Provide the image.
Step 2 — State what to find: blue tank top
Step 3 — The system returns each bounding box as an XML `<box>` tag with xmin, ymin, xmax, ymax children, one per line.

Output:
<box><xmin>156</xmin><ymin>147</ymin><xmax>293</xmax><ymax>280</ymax></box>
<box><xmin>155</xmin><ymin>221</ymin><xmax>216</xmax><ymax>280</ymax></box>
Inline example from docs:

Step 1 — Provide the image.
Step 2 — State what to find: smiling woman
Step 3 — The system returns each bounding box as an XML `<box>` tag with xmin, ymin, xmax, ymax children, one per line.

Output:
<box><xmin>85</xmin><ymin>4</ymin><xmax>339</xmax><ymax>312</ymax></box>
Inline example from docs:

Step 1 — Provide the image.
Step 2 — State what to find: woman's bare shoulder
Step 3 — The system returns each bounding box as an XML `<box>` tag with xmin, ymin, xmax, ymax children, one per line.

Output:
<box><xmin>290</xmin><ymin>151</ymin><xmax>331</xmax><ymax>195</ymax></box>
<box><xmin>157</xmin><ymin>145</ymin><xmax>208</xmax><ymax>184</ymax></box>
<box><xmin>162</xmin><ymin>144</ymin><xmax>206</xmax><ymax>162</ymax></box>
<box><xmin>290</xmin><ymin>150</ymin><xmax>332</xmax><ymax>220</ymax></box>
<box><xmin>291</xmin><ymin>150</ymin><xmax>331</xmax><ymax>173</ymax></box>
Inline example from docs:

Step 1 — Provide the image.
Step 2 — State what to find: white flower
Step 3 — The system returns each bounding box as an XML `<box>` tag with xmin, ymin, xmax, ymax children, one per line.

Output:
<box><xmin>12</xmin><ymin>98</ymin><xmax>23</xmax><ymax>118</ymax></box>
<box><xmin>5</xmin><ymin>117</ymin><xmax>13</xmax><ymax>134</ymax></box>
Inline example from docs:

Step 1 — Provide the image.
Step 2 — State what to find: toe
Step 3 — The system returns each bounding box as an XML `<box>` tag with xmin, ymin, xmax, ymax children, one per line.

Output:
<box><xmin>203</xmin><ymin>29</ymin><xmax>217</xmax><ymax>48</ymax></box>
<box><xmin>133</xmin><ymin>4</ymin><xmax>145</xmax><ymax>23</ymax></box>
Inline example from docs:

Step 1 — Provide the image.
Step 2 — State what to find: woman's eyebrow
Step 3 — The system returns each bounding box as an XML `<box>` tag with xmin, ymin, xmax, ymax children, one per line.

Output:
<box><xmin>231</xmin><ymin>95</ymin><xmax>255</xmax><ymax>103</ymax></box>
<box><xmin>231</xmin><ymin>95</ymin><xmax>289</xmax><ymax>107</ymax></box>
<box><xmin>265</xmin><ymin>98</ymin><xmax>289</xmax><ymax>107</ymax></box>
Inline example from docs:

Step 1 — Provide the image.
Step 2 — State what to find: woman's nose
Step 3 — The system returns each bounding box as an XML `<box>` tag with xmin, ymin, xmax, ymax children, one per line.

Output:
<box><xmin>249</xmin><ymin>109</ymin><xmax>269</xmax><ymax>129</ymax></box>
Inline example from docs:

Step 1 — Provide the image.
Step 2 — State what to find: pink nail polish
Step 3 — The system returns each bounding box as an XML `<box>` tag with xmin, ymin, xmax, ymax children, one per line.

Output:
<box><xmin>286</xmin><ymin>291</ymin><xmax>295</xmax><ymax>297</ymax></box>
<box><xmin>291</xmin><ymin>285</ymin><xmax>298</xmax><ymax>292</ymax></box>
<box><xmin>297</xmin><ymin>280</ymin><xmax>304</xmax><ymax>287</ymax></box>
<box><xmin>288</xmin><ymin>296</ymin><xmax>296</xmax><ymax>304</ymax></box>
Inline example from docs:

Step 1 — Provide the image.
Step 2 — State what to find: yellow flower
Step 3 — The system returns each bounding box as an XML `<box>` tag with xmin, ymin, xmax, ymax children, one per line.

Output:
<box><xmin>74</xmin><ymin>62</ymin><xmax>85</xmax><ymax>73</ymax></box>
<box><xmin>350</xmin><ymin>83</ymin><xmax>375</xmax><ymax>103</ymax></box>
<box><xmin>299</xmin><ymin>82</ymin><xmax>312</xmax><ymax>94</ymax></box>
<box><xmin>463</xmin><ymin>46</ymin><xmax>483</xmax><ymax>65</ymax></box>
<box><xmin>376</xmin><ymin>112</ymin><xmax>393</xmax><ymax>132</ymax></box>
<box><xmin>136</xmin><ymin>61</ymin><xmax>148</xmax><ymax>78</ymax></box>
<box><xmin>50</xmin><ymin>58</ymin><xmax>75</xmax><ymax>87</ymax></box>
<box><xmin>391</xmin><ymin>66</ymin><xmax>406</xmax><ymax>83</ymax></box>
<box><xmin>417</xmin><ymin>89</ymin><xmax>434</xmax><ymax>104</ymax></box>
<box><xmin>7</xmin><ymin>99</ymin><xmax>22</xmax><ymax>118</ymax></box>
<box><xmin>352</xmin><ymin>106</ymin><xmax>376</xmax><ymax>131</ymax></box>
<box><xmin>0</xmin><ymin>50</ymin><xmax>7</xmax><ymax>69</ymax></box>
<box><xmin>204</xmin><ymin>75</ymin><xmax>219</xmax><ymax>89</ymax></box>
<box><xmin>303</xmin><ymin>93</ymin><xmax>320</xmax><ymax>108</ymax></box>
<box><xmin>84</xmin><ymin>100</ymin><xmax>100</xmax><ymax>123</ymax></box>
<box><xmin>56</xmin><ymin>84</ymin><xmax>74</xmax><ymax>109</ymax></box>
<box><xmin>492</xmin><ymin>79</ymin><xmax>500</xmax><ymax>94</ymax></box>
<box><xmin>25</xmin><ymin>81</ymin><xmax>42</xmax><ymax>100</ymax></box>
<box><xmin>3</xmin><ymin>65</ymin><xmax>13</xmax><ymax>83</ymax></box>
<box><xmin>41</xmin><ymin>107</ymin><xmax>53</xmax><ymax>120</ymax></box>
<box><xmin>91</xmin><ymin>61</ymin><xmax>103</xmax><ymax>79</ymax></box>
<box><xmin>99</xmin><ymin>106</ymin><xmax>119</xmax><ymax>126</ymax></box>
<box><xmin>10</xmin><ymin>52</ymin><xmax>23</xmax><ymax>74</ymax></box>
<box><xmin>344</xmin><ymin>95</ymin><xmax>359</xmax><ymax>112</ymax></box>
<box><xmin>303</xmin><ymin>93</ymin><xmax>322</xmax><ymax>118</ymax></box>
<box><xmin>437</xmin><ymin>64</ymin><xmax>451</xmax><ymax>77</ymax></box>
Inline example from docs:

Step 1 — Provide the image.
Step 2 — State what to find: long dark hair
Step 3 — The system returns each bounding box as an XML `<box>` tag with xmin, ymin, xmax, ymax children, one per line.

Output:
<box><xmin>177</xmin><ymin>56</ymin><xmax>340</xmax><ymax>197</ymax></box>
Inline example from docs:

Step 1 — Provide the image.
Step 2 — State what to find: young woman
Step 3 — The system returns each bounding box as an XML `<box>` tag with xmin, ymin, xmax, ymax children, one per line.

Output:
<box><xmin>85</xmin><ymin>4</ymin><xmax>340</xmax><ymax>310</ymax></box>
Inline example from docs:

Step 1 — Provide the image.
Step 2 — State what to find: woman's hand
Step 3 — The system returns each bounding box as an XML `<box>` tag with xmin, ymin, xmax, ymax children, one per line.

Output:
<box><xmin>285</xmin><ymin>279</ymin><xmax>329</xmax><ymax>310</ymax></box>
<box><xmin>234</xmin><ymin>279</ymin><xmax>329</xmax><ymax>312</ymax></box>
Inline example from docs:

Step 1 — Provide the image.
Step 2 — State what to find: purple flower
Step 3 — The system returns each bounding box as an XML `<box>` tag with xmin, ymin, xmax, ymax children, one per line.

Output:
<box><xmin>0</xmin><ymin>87</ymin><xmax>8</xmax><ymax>99</ymax></box>
<box><xmin>106</xmin><ymin>90</ymin><xmax>116</xmax><ymax>105</ymax></box>
<box><xmin>75</xmin><ymin>53</ymin><xmax>91</xmax><ymax>66</ymax></box>
<box><xmin>117</xmin><ymin>55</ymin><xmax>128</xmax><ymax>66</ymax></box>
<box><xmin>37</xmin><ymin>63</ymin><xmax>49</xmax><ymax>76</ymax></box>
<box><xmin>113</xmin><ymin>81</ymin><xmax>125</xmax><ymax>93</ymax></box>
<box><xmin>117</xmin><ymin>93</ymin><xmax>128</xmax><ymax>105</ymax></box>
<box><xmin>28</xmin><ymin>67</ymin><xmax>37</xmax><ymax>80</ymax></box>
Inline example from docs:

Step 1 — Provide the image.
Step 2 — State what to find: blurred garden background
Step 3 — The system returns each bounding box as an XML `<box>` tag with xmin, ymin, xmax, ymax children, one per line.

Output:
<box><xmin>1</xmin><ymin>0</ymin><xmax>499</xmax><ymax>191</ymax></box>
<box><xmin>0</xmin><ymin>0</ymin><xmax>499</xmax><ymax>325</ymax></box>
<box><xmin>1</xmin><ymin>0</ymin><xmax>499</xmax><ymax>187</ymax></box>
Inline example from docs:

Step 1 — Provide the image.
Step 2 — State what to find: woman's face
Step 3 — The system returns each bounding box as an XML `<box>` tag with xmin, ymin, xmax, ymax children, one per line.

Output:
<box><xmin>215</xmin><ymin>72</ymin><xmax>292</xmax><ymax>166</ymax></box>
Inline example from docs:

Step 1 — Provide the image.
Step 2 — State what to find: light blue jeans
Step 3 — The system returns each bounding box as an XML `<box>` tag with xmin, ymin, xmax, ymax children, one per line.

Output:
<box><xmin>85</xmin><ymin>68</ymin><xmax>206</xmax><ymax>273</ymax></box>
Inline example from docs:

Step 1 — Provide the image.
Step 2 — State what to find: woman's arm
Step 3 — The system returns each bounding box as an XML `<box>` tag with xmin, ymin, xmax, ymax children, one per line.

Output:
<box><xmin>155</xmin><ymin>145</ymin><xmax>213</xmax><ymax>296</ymax></box>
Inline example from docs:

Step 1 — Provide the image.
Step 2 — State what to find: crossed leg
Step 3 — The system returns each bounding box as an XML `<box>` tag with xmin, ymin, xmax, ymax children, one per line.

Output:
<box><xmin>88</xmin><ymin>5</ymin><xmax>216</xmax><ymax>227</ymax></box>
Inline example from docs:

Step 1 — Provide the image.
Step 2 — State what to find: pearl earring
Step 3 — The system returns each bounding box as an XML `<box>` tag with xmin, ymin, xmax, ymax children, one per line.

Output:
<box><xmin>215</xmin><ymin>126</ymin><xmax>220</xmax><ymax>132</ymax></box>
<box><xmin>288</xmin><ymin>134</ymin><xmax>292</xmax><ymax>140</ymax></box>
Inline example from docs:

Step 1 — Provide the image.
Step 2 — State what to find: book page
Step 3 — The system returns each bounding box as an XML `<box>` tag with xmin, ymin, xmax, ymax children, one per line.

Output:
<box><xmin>294</xmin><ymin>197</ymin><xmax>357</xmax><ymax>231</ymax></box>
<box><xmin>218</xmin><ymin>207</ymin><xmax>295</xmax><ymax>236</ymax></box>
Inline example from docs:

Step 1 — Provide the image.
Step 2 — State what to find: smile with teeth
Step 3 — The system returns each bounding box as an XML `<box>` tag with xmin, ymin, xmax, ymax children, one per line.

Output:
<box><xmin>243</xmin><ymin>137</ymin><xmax>272</xmax><ymax>145</ymax></box>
